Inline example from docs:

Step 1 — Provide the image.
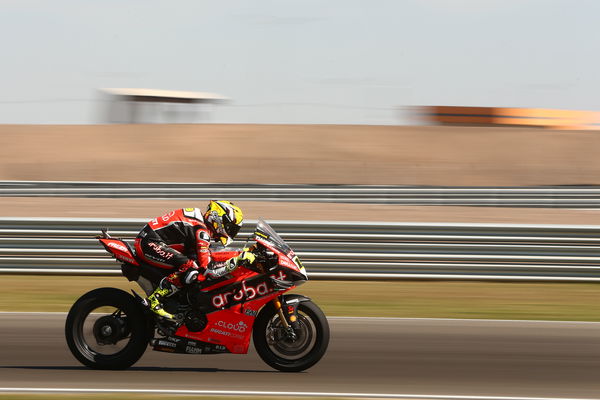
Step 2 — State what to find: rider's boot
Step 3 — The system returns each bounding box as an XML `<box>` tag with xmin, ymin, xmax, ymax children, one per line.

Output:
<box><xmin>145</xmin><ymin>278</ymin><xmax>179</xmax><ymax>321</ymax></box>
<box><xmin>145</xmin><ymin>260</ymin><xmax>200</xmax><ymax>321</ymax></box>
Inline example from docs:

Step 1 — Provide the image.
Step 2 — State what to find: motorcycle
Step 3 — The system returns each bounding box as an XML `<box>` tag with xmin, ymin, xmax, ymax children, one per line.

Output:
<box><xmin>65</xmin><ymin>219</ymin><xmax>329</xmax><ymax>372</ymax></box>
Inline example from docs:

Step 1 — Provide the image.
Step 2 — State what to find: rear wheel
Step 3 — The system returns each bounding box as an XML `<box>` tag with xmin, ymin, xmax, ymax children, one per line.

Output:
<box><xmin>253</xmin><ymin>297</ymin><xmax>329</xmax><ymax>372</ymax></box>
<box><xmin>65</xmin><ymin>287</ymin><xmax>151</xmax><ymax>369</ymax></box>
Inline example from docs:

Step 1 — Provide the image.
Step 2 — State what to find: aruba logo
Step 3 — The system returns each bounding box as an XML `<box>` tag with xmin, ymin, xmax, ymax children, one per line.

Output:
<box><xmin>211</xmin><ymin>271</ymin><xmax>287</xmax><ymax>308</ymax></box>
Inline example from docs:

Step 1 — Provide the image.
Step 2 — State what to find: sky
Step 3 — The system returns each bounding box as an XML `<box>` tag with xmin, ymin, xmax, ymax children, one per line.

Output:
<box><xmin>1</xmin><ymin>0</ymin><xmax>600</xmax><ymax>125</ymax></box>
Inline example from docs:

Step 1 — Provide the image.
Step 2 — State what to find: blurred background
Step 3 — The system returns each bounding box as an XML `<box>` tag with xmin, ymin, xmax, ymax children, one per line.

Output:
<box><xmin>1</xmin><ymin>1</ymin><xmax>600</xmax><ymax>399</ymax></box>
<box><xmin>2</xmin><ymin>0</ymin><xmax>600</xmax><ymax>125</ymax></box>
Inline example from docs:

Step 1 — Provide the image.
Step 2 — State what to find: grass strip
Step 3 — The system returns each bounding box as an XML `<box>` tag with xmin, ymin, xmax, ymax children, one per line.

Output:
<box><xmin>0</xmin><ymin>275</ymin><xmax>599</xmax><ymax>321</ymax></box>
<box><xmin>0</xmin><ymin>395</ymin><xmax>355</xmax><ymax>400</ymax></box>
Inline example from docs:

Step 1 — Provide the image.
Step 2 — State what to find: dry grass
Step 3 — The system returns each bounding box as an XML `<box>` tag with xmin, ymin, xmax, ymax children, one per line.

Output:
<box><xmin>0</xmin><ymin>396</ymin><xmax>347</xmax><ymax>400</ymax></box>
<box><xmin>1</xmin><ymin>276</ymin><xmax>600</xmax><ymax>321</ymax></box>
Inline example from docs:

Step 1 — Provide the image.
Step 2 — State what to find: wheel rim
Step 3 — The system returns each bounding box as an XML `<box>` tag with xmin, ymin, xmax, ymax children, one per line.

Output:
<box><xmin>265</xmin><ymin>310</ymin><xmax>317</xmax><ymax>361</ymax></box>
<box><xmin>75</xmin><ymin>306</ymin><xmax>134</xmax><ymax>357</ymax></box>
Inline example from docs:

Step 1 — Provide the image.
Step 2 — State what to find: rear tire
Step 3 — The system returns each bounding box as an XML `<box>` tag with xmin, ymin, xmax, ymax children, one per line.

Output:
<box><xmin>65</xmin><ymin>287</ymin><xmax>151</xmax><ymax>370</ymax></box>
<box><xmin>253</xmin><ymin>298</ymin><xmax>329</xmax><ymax>372</ymax></box>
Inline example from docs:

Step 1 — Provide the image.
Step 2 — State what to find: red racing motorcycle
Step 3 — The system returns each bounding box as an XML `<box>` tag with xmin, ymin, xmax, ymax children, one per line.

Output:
<box><xmin>65</xmin><ymin>220</ymin><xmax>329</xmax><ymax>372</ymax></box>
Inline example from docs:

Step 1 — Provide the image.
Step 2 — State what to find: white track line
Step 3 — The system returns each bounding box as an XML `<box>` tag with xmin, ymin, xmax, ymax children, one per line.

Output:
<box><xmin>0</xmin><ymin>388</ymin><xmax>598</xmax><ymax>400</ymax></box>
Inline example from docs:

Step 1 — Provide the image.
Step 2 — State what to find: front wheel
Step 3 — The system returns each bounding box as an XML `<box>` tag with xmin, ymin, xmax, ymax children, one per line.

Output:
<box><xmin>65</xmin><ymin>287</ymin><xmax>152</xmax><ymax>370</ymax></box>
<box><xmin>253</xmin><ymin>297</ymin><xmax>329</xmax><ymax>372</ymax></box>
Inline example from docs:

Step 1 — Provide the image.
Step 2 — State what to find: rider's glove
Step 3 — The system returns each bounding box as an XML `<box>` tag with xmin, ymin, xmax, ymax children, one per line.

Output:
<box><xmin>205</xmin><ymin>259</ymin><xmax>237</xmax><ymax>279</ymax></box>
<box><xmin>204</xmin><ymin>251</ymin><xmax>256</xmax><ymax>280</ymax></box>
<box><xmin>236</xmin><ymin>250</ymin><xmax>256</xmax><ymax>267</ymax></box>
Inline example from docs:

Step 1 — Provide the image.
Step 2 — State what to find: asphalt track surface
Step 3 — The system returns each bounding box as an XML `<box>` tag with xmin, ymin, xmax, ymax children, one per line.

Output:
<box><xmin>1</xmin><ymin>313</ymin><xmax>599</xmax><ymax>399</ymax></box>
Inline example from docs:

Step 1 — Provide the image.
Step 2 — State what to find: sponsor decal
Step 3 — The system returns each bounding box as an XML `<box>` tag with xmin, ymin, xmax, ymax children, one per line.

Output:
<box><xmin>214</xmin><ymin>345</ymin><xmax>227</xmax><ymax>351</ymax></box>
<box><xmin>162</xmin><ymin>211</ymin><xmax>176</xmax><ymax>221</ymax></box>
<box><xmin>186</xmin><ymin>346</ymin><xmax>203</xmax><ymax>354</ymax></box>
<box><xmin>244</xmin><ymin>309</ymin><xmax>258</xmax><ymax>317</ymax></box>
<box><xmin>151</xmin><ymin>211</ymin><xmax>176</xmax><ymax>226</ymax></box>
<box><xmin>115</xmin><ymin>255</ymin><xmax>137</xmax><ymax>264</ymax></box>
<box><xmin>279</xmin><ymin>257</ymin><xmax>298</xmax><ymax>271</ymax></box>
<box><xmin>209</xmin><ymin>327</ymin><xmax>245</xmax><ymax>340</ymax></box>
<box><xmin>157</xmin><ymin>340</ymin><xmax>176</xmax><ymax>348</ymax></box>
<box><xmin>107</xmin><ymin>241</ymin><xmax>128</xmax><ymax>252</ymax></box>
<box><xmin>148</xmin><ymin>242</ymin><xmax>174</xmax><ymax>260</ymax></box>
<box><xmin>217</xmin><ymin>320</ymin><xmax>248</xmax><ymax>333</ymax></box>
<box><xmin>211</xmin><ymin>271</ymin><xmax>287</xmax><ymax>308</ymax></box>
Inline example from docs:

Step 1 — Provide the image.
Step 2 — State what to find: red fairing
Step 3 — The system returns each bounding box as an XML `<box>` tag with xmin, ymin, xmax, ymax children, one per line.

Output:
<box><xmin>100</xmin><ymin>239</ymin><xmax>140</xmax><ymax>266</ymax></box>
<box><xmin>174</xmin><ymin>289</ymin><xmax>282</xmax><ymax>354</ymax></box>
<box><xmin>256</xmin><ymin>237</ymin><xmax>301</xmax><ymax>274</ymax></box>
<box><xmin>174</xmin><ymin>256</ymin><xmax>292</xmax><ymax>354</ymax></box>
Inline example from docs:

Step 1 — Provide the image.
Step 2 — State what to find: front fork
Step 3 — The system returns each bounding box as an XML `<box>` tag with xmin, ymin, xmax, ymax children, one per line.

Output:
<box><xmin>272</xmin><ymin>296</ymin><xmax>299</xmax><ymax>340</ymax></box>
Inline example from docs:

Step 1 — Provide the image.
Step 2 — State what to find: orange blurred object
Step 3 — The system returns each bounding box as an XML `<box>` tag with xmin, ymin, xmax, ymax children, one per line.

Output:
<box><xmin>422</xmin><ymin>106</ymin><xmax>600</xmax><ymax>130</ymax></box>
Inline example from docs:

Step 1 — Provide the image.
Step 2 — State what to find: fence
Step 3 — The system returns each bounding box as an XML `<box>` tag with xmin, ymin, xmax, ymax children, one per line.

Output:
<box><xmin>3</xmin><ymin>181</ymin><xmax>600</xmax><ymax>207</ymax></box>
<box><xmin>1</xmin><ymin>218</ymin><xmax>600</xmax><ymax>281</ymax></box>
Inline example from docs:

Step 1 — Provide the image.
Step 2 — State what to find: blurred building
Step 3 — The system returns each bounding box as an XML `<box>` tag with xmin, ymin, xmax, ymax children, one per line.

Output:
<box><xmin>100</xmin><ymin>88</ymin><xmax>228</xmax><ymax>124</ymax></box>
<box><xmin>418</xmin><ymin>106</ymin><xmax>600</xmax><ymax>130</ymax></box>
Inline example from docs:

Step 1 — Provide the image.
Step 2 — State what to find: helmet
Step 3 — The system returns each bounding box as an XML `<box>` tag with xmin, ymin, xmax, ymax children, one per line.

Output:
<box><xmin>204</xmin><ymin>200</ymin><xmax>243</xmax><ymax>246</ymax></box>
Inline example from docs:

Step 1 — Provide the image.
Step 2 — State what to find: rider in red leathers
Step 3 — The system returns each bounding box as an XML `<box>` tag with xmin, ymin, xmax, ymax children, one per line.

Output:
<box><xmin>135</xmin><ymin>200</ymin><xmax>254</xmax><ymax>320</ymax></box>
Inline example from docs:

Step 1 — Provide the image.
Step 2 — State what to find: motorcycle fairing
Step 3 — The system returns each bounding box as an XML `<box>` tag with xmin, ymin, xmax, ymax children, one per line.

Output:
<box><xmin>172</xmin><ymin>288</ymin><xmax>283</xmax><ymax>354</ymax></box>
<box><xmin>254</xmin><ymin>219</ymin><xmax>307</xmax><ymax>280</ymax></box>
<box><xmin>256</xmin><ymin>237</ymin><xmax>307</xmax><ymax>281</ymax></box>
<box><xmin>204</xmin><ymin>269</ymin><xmax>289</xmax><ymax>311</ymax></box>
<box><xmin>152</xmin><ymin>335</ymin><xmax>230</xmax><ymax>355</ymax></box>
<box><xmin>99</xmin><ymin>238</ymin><xmax>140</xmax><ymax>266</ymax></box>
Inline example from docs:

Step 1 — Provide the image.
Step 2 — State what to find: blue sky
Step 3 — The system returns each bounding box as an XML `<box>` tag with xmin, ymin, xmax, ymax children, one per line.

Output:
<box><xmin>1</xmin><ymin>0</ymin><xmax>599</xmax><ymax>124</ymax></box>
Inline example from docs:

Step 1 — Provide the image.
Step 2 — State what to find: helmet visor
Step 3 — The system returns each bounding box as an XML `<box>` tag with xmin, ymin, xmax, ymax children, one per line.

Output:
<box><xmin>224</xmin><ymin>219</ymin><xmax>241</xmax><ymax>239</ymax></box>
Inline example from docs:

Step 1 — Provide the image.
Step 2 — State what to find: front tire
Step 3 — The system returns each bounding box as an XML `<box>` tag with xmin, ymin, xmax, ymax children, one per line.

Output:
<box><xmin>253</xmin><ymin>298</ymin><xmax>329</xmax><ymax>372</ymax></box>
<box><xmin>65</xmin><ymin>287</ymin><xmax>151</xmax><ymax>370</ymax></box>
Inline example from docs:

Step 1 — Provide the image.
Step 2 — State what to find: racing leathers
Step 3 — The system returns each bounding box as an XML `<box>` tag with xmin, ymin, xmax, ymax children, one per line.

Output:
<box><xmin>135</xmin><ymin>207</ymin><xmax>251</xmax><ymax>320</ymax></box>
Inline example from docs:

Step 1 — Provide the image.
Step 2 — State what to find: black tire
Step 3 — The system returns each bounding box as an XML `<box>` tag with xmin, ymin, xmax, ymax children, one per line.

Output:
<box><xmin>65</xmin><ymin>287</ymin><xmax>151</xmax><ymax>370</ymax></box>
<box><xmin>253</xmin><ymin>297</ymin><xmax>329</xmax><ymax>372</ymax></box>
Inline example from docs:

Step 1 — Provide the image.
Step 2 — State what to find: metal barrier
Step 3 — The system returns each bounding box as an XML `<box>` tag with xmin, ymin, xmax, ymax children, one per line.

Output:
<box><xmin>4</xmin><ymin>181</ymin><xmax>600</xmax><ymax>207</ymax></box>
<box><xmin>1</xmin><ymin>218</ymin><xmax>600</xmax><ymax>281</ymax></box>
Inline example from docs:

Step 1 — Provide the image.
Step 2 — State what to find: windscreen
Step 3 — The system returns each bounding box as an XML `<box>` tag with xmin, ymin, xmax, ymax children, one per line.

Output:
<box><xmin>253</xmin><ymin>219</ymin><xmax>293</xmax><ymax>255</ymax></box>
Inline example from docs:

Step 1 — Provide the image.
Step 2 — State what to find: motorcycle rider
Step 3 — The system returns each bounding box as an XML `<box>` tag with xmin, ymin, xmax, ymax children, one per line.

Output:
<box><xmin>135</xmin><ymin>200</ymin><xmax>255</xmax><ymax>320</ymax></box>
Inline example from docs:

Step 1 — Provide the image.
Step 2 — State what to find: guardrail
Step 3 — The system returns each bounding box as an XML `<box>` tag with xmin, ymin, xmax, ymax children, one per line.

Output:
<box><xmin>1</xmin><ymin>218</ymin><xmax>600</xmax><ymax>281</ymax></box>
<box><xmin>3</xmin><ymin>180</ymin><xmax>600</xmax><ymax>207</ymax></box>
